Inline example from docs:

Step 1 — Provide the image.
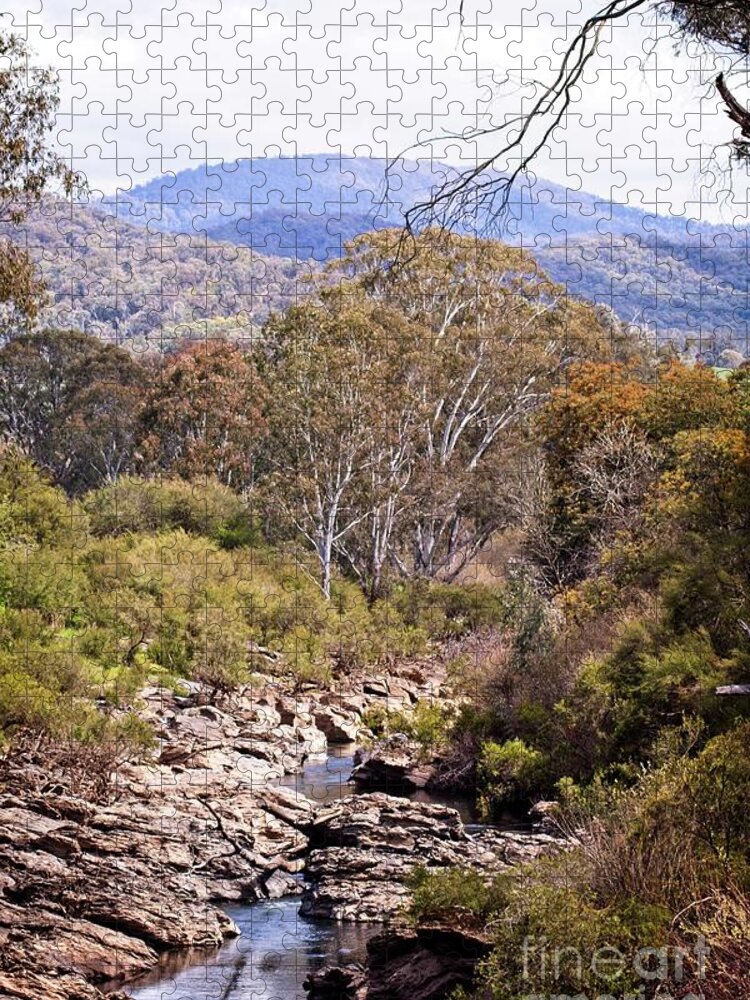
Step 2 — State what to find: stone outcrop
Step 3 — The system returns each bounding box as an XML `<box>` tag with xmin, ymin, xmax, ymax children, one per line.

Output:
<box><xmin>350</xmin><ymin>736</ymin><xmax>439</xmax><ymax>792</ymax></box>
<box><xmin>367</xmin><ymin>927</ymin><xmax>492</xmax><ymax>1000</ymax></box>
<box><xmin>304</xmin><ymin>964</ymin><xmax>368</xmax><ymax>1000</ymax></box>
<box><xmin>0</xmin><ymin>678</ymin><xmax>329</xmax><ymax>1000</ymax></box>
<box><xmin>300</xmin><ymin>792</ymin><xmax>561</xmax><ymax>922</ymax></box>
<box><xmin>0</xmin><ymin>658</ymin><xmax>453</xmax><ymax>999</ymax></box>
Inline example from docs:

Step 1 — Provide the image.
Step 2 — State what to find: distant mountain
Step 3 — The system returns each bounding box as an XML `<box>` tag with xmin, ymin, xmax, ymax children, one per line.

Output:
<box><xmin>104</xmin><ymin>156</ymin><xmax>750</xmax><ymax>347</ymax></box>
<box><xmin>3</xmin><ymin>157</ymin><xmax>748</xmax><ymax>349</ymax></box>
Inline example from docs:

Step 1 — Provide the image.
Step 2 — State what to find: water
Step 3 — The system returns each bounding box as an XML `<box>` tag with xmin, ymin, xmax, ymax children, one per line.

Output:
<box><xmin>124</xmin><ymin>743</ymin><xmax>489</xmax><ymax>999</ymax></box>
<box><xmin>126</xmin><ymin>898</ymin><xmax>375</xmax><ymax>1000</ymax></box>
<box><xmin>274</xmin><ymin>743</ymin><xmax>357</xmax><ymax>805</ymax></box>
<box><xmin>125</xmin><ymin>745</ymin><xmax>370</xmax><ymax>1000</ymax></box>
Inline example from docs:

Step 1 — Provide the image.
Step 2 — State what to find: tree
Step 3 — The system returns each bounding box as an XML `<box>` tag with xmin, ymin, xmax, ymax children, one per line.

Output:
<box><xmin>140</xmin><ymin>339</ymin><xmax>266</xmax><ymax>489</ymax></box>
<box><xmin>262</xmin><ymin>288</ymin><xmax>422</xmax><ymax>599</ymax></box>
<box><xmin>336</xmin><ymin>230</ymin><xmax>611</xmax><ymax>581</ymax></box>
<box><xmin>0</xmin><ymin>330</ymin><xmax>143</xmax><ymax>492</ymax></box>
<box><xmin>0</xmin><ymin>31</ymin><xmax>79</xmax><ymax>330</ymax></box>
<box><xmin>58</xmin><ymin>379</ymin><xmax>145</xmax><ymax>493</ymax></box>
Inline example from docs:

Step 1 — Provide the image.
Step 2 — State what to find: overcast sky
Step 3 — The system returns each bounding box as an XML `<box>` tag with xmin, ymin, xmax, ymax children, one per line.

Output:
<box><xmin>5</xmin><ymin>0</ymin><xmax>750</xmax><ymax>224</ymax></box>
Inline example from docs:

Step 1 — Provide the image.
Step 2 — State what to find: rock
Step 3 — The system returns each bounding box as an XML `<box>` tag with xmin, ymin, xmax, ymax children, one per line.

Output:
<box><xmin>365</xmin><ymin>926</ymin><xmax>492</xmax><ymax>1000</ymax></box>
<box><xmin>304</xmin><ymin>964</ymin><xmax>367</xmax><ymax>999</ymax></box>
<box><xmin>529</xmin><ymin>799</ymin><xmax>561</xmax><ymax>833</ymax></box>
<box><xmin>314</xmin><ymin>707</ymin><xmax>362</xmax><ymax>743</ymax></box>
<box><xmin>351</xmin><ymin>737</ymin><xmax>437</xmax><ymax>792</ymax></box>
<box><xmin>304</xmin><ymin>926</ymin><xmax>492</xmax><ymax>1000</ymax></box>
<box><xmin>0</xmin><ymin>899</ymin><xmax>158</xmax><ymax>986</ymax></box>
<box><xmin>256</xmin><ymin>785</ymin><xmax>317</xmax><ymax>830</ymax></box>
<box><xmin>295</xmin><ymin>724</ymin><xmax>329</xmax><ymax>757</ymax></box>
<box><xmin>319</xmin><ymin>691</ymin><xmax>368</xmax><ymax>715</ymax></box>
<box><xmin>0</xmin><ymin>967</ymin><xmax>128</xmax><ymax>1000</ymax></box>
<box><xmin>301</xmin><ymin>793</ymin><xmax>467</xmax><ymax>921</ymax></box>
<box><xmin>385</xmin><ymin>678</ymin><xmax>419</xmax><ymax>706</ymax></box>
<box><xmin>362</xmin><ymin>677</ymin><xmax>389</xmax><ymax>698</ymax></box>
<box><xmin>0</xmin><ymin>655</ymin><xmax>467</xmax><ymax>998</ymax></box>
<box><xmin>470</xmin><ymin>827</ymin><xmax>564</xmax><ymax>865</ymax></box>
<box><xmin>0</xmin><ymin>677</ymin><xmax>329</xmax><ymax>998</ymax></box>
<box><xmin>301</xmin><ymin>793</ymin><xmax>564</xmax><ymax>923</ymax></box>
<box><xmin>262</xmin><ymin>869</ymin><xmax>303</xmax><ymax>898</ymax></box>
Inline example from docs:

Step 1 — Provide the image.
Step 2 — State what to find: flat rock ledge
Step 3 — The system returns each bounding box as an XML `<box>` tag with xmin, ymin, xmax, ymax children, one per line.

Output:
<box><xmin>304</xmin><ymin>925</ymin><xmax>495</xmax><ymax>1000</ymax></box>
<box><xmin>0</xmin><ymin>682</ymin><xmax>320</xmax><ymax>999</ymax></box>
<box><xmin>300</xmin><ymin>792</ymin><xmax>562</xmax><ymax>922</ymax></box>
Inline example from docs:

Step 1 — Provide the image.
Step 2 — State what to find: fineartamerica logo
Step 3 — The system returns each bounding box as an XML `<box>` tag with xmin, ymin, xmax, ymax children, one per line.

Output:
<box><xmin>520</xmin><ymin>934</ymin><xmax>709</xmax><ymax>1000</ymax></box>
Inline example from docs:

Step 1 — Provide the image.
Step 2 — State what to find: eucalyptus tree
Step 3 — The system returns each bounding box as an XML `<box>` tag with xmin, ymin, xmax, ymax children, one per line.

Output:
<box><xmin>337</xmin><ymin>230</ymin><xmax>610</xmax><ymax>580</ymax></box>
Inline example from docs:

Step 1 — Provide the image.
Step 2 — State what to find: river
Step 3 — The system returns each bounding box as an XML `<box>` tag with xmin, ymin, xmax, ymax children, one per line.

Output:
<box><xmin>124</xmin><ymin>743</ymin><xmax>490</xmax><ymax>1000</ymax></box>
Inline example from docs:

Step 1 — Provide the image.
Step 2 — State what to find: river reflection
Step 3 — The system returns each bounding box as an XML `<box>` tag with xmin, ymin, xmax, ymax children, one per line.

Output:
<box><xmin>126</xmin><ymin>747</ymin><xmax>371</xmax><ymax>1000</ymax></box>
<box><xmin>274</xmin><ymin>742</ymin><xmax>357</xmax><ymax>804</ymax></box>
<box><xmin>126</xmin><ymin>897</ymin><xmax>376</xmax><ymax>1000</ymax></box>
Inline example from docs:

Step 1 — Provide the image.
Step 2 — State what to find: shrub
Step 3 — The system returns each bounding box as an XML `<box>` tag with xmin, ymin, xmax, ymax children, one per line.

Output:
<box><xmin>84</xmin><ymin>475</ymin><xmax>251</xmax><ymax>541</ymax></box>
<box><xmin>478</xmin><ymin>738</ymin><xmax>549</xmax><ymax>809</ymax></box>
<box><xmin>0</xmin><ymin>448</ymin><xmax>87</xmax><ymax>548</ymax></box>
<box><xmin>481</xmin><ymin>864</ymin><xmax>671</xmax><ymax>1000</ymax></box>
<box><xmin>408</xmin><ymin>865</ymin><xmax>512</xmax><ymax>924</ymax></box>
<box><xmin>391</xmin><ymin>580</ymin><xmax>505</xmax><ymax>639</ymax></box>
<box><xmin>0</xmin><ymin>547</ymin><xmax>87</xmax><ymax>620</ymax></box>
<box><xmin>187</xmin><ymin>615</ymin><xmax>250</xmax><ymax>695</ymax></box>
<box><xmin>361</xmin><ymin>700</ymin><xmax>455</xmax><ymax>750</ymax></box>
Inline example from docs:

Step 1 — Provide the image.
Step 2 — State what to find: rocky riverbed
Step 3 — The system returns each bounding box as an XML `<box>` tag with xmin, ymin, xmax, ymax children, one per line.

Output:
<box><xmin>0</xmin><ymin>660</ymin><xmax>561</xmax><ymax>1000</ymax></box>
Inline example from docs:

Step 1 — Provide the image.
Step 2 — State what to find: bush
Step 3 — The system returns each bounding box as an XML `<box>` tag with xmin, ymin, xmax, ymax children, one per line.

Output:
<box><xmin>187</xmin><ymin>615</ymin><xmax>250</xmax><ymax>695</ymax></box>
<box><xmin>478</xmin><ymin>738</ymin><xmax>549</xmax><ymax>810</ymax></box>
<box><xmin>391</xmin><ymin>580</ymin><xmax>506</xmax><ymax>639</ymax></box>
<box><xmin>0</xmin><ymin>448</ymin><xmax>87</xmax><ymax>548</ymax></box>
<box><xmin>361</xmin><ymin>700</ymin><xmax>455</xmax><ymax>750</ymax></box>
<box><xmin>481</xmin><ymin>864</ymin><xmax>670</xmax><ymax>1000</ymax></box>
<box><xmin>0</xmin><ymin>547</ymin><xmax>87</xmax><ymax>620</ymax></box>
<box><xmin>84</xmin><ymin>475</ymin><xmax>252</xmax><ymax>541</ymax></box>
<box><xmin>408</xmin><ymin>865</ymin><xmax>512</xmax><ymax>924</ymax></box>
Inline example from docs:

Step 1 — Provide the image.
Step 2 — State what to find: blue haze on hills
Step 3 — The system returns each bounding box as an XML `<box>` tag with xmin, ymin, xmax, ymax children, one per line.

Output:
<box><xmin>103</xmin><ymin>155</ymin><xmax>750</xmax><ymax>348</ymax></box>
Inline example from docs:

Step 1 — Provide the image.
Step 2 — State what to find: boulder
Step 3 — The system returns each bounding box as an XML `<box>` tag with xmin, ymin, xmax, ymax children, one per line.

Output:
<box><xmin>314</xmin><ymin>707</ymin><xmax>362</xmax><ymax>743</ymax></box>
<box><xmin>304</xmin><ymin>964</ymin><xmax>367</xmax><ymax>999</ymax></box>
<box><xmin>302</xmin><ymin>794</ymin><xmax>466</xmax><ymax>921</ymax></box>
<box><xmin>301</xmin><ymin>793</ymin><xmax>564</xmax><ymax>923</ymax></box>
<box><xmin>351</xmin><ymin>737</ymin><xmax>437</xmax><ymax>792</ymax></box>
<box><xmin>304</xmin><ymin>926</ymin><xmax>493</xmax><ymax>1000</ymax></box>
<box><xmin>365</xmin><ymin>926</ymin><xmax>492</xmax><ymax>1000</ymax></box>
<box><xmin>529</xmin><ymin>798</ymin><xmax>561</xmax><ymax>833</ymax></box>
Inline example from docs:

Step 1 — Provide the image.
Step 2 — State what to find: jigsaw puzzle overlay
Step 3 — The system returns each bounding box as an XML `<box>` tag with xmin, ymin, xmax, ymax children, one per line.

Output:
<box><xmin>0</xmin><ymin>3</ymin><xmax>749</xmax><ymax>1000</ymax></box>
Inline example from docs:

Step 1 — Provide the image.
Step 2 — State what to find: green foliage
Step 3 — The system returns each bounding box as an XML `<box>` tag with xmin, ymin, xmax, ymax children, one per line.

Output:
<box><xmin>676</xmin><ymin>722</ymin><xmax>750</xmax><ymax>870</ymax></box>
<box><xmin>363</xmin><ymin>699</ymin><xmax>455</xmax><ymax>750</ymax></box>
<box><xmin>408</xmin><ymin>865</ymin><xmax>512</xmax><ymax>924</ymax></box>
<box><xmin>0</xmin><ymin>448</ymin><xmax>87</xmax><ymax>548</ymax></box>
<box><xmin>478</xmin><ymin>738</ymin><xmax>549</xmax><ymax>809</ymax></box>
<box><xmin>84</xmin><ymin>476</ymin><xmax>252</xmax><ymax>541</ymax></box>
<box><xmin>481</xmin><ymin>869</ymin><xmax>670</xmax><ymax>1000</ymax></box>
<box><xmin>463</xmin><ymin>724</ymin><xmax>750</xmax><ymax>1000</ymax></box>
<box><xmin>0</xmin><ymin>465</ymin><xmax>480</xmax><ymax>739</ymax></box>
<box><xmin>391</xmin><ymin>580</ymin><xmax>506</xmax><ymax>639</ymax></box>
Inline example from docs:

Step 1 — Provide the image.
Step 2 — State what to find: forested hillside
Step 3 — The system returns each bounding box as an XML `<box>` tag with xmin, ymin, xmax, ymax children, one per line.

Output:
<box><xmin>0</xmin><ymin>199</ymin><xmax>304</xmax><ymax>345</ymax></box>
<box><xmin>109</xmin><ymin>155</ymin><xmax>750</xmax><ymax>348</ymax></box>
<box><xmin>4</xmin><ymin>159</ymin><xmax>748</xmax><ymax>350</ymax></box>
